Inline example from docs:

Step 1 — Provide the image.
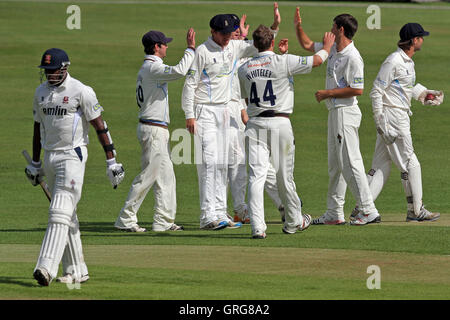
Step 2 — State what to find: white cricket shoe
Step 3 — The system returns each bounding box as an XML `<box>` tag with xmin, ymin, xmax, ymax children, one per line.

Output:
<box><xmin>406</xmin><ymin>206</ymin><xmax>440</xmax><ymax>222</ymax></box>
<box><xmin>227</xmin><ymin>220</ymin><xmax>242</xmax><ymax>229</ymax></box>
<box><xmin>312</xmin><ymin>213</ymin><xmax>346</xmax><ymax>225</ymax></box>
<box><xmin>116</xmin><ymin>224</ymin><xmax>147</xmax><ymax>232</ymax></box>
<box><xmin>167</xmin><ymin>223</ymin><xmax>184</xmax><ymax>231</ymax></box>
<box><xmin>56</xmin><ymin>273</ymin><xmax>90</xmax><ymax>284</ymax></box>
<box><xmin>350</xmin><ymin>211</ymin><xmax>381</xmax><ymax>226</ymax></box>
<box><xmin>33</xmin><ymin>268</ymin><xmax>51</xmax><ymax>286</ymax></box>
<box><xmin>282</xmin><ymin>214</ymin><xmax>312</xmax><ymax>234</ymax></box>
<box><xmin>252</xmin><ymin>230</ymin><xmax>266</xmax><ymax>239</ymax></box>
<box><xmin>201</xmin><ymin>220</ymin><xmax>228</xmax><ymax>231</ymax></box>
<box><xmin>153</xmin><ymin>223</ymin><xmax>185</xmax><ymax>232</ymax></box>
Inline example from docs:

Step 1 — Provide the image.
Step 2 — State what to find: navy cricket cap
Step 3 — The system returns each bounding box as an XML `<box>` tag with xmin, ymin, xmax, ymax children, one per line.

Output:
<box><xmin>228</xmin><ymin>14</ymin><xmax>240</xmax><ymax>29</ymax></box>
<box><xmin>210</xmin><ymin>14</ymin><xmax>238</xmax><ymax>34</ymax></box>
<box><xmin>39</xmin><ymin>48</ymin><xmax>70</xmax><ymax>69</ymax></box>
<box><xmin>142</xmin><ymin>30</ymin><xmax>173</xmax><ymax>47</ymax></box>
<box><xmin>399</xmin><ymin>23</ymin><xmax>429</xmax><ymax>41</ymax></box>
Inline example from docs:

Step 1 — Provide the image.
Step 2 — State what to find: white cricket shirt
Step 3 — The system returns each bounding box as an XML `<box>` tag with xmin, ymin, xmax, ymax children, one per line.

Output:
<box><xmin>238</xmin><ymin>51</ymin><xmax>313</xmax><ymax>117</ymax></box>
<box><xmin>181</xmin><ymin>37</ymin><xmax>258</xmax><ymax>119</ymax></box>
<box><xmin>370</xmin><ymin>48</ymin><xmax>417</xmax><ymax>114</ymax></box>
<box><xmin>33</xmin><ymin>73</ymin><xmax>103</xmax><ymax>151</ymax></box>
<box><xmin>315</xmin><ymin>41</ymin><xmax>364</xmax><ymax>110</ymax></box>
<box><xmin>137</xmin><ymin>49</ymin><xmax>195</xmax><ymax>124</ymax></box>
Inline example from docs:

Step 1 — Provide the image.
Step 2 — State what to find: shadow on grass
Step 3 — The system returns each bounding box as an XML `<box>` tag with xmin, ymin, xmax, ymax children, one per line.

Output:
<box><xmin>0</xmin><ymin>228</ymin><xmax>46</xmax><ymax>233</ymax></box>
<box><xmin>0</xmin><ymin>276</ymin><xmax>35</xmax><ymax>288</ymax></box>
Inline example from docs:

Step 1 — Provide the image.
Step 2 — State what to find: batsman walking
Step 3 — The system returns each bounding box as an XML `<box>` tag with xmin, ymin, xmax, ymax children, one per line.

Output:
<box><xmin>27</xmin><ymin>48</ymin><xmax>125</xmax><ymax>286</ymax></box>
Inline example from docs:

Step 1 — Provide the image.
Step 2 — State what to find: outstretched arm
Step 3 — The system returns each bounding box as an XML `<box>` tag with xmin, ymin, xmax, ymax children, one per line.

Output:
<box><xmin>271</xmin><ymin>2</ymin><xmax>281</xmax><ymax>31</ymax></box>
<box><xmin>294</xmin><ymin>7</ymin><xmax>315</xmax><ymax>52</ymax></box>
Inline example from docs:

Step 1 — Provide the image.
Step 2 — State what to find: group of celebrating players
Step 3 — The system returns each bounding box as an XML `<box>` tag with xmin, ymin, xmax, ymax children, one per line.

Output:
<box><xmin>25</xmin><ymin>3</ymin><xmax>443</xmax><ymax>286</ymax></box>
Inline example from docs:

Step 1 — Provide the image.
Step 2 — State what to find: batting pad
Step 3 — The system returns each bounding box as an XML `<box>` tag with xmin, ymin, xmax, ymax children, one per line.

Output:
<box><xmin>49</xmin><ymin>192</ymin><xmax>74</xmax><ymax>225</ymax></box>
<box><xmin>61</xmin><ymin>215</ymin><xmax>88</xmax><ymax>280</ymax></box>
<box><xmin>35</xmin><ymin>223</ymin><xmax>69</xmax><ymax>279</ymax></box>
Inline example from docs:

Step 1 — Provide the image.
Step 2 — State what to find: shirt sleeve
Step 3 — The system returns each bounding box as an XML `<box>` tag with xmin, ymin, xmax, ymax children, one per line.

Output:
<box><xmin>148</xmin><ymin>48</ymin><xmax>195</xmax><ymax>81</ymax></box>
<box><xmin>286</xmin><ymin>54</ymin><xmax>313</xmax><ymax>76</ymax></box>
<box><xmin>236</xmin><ymin>40</ymin><xmax>258</xmax><ymax>60</ymax></box>
<box><xmin>345</xmin><ymin>56</ymin><xmax>364</xmax><ymax>89</ymax></box>
<box><xmin>370</xmin><ymin>61</ymin><xmax>394</xmax><ymax>116</ymax></box>
<box><xmin>238</xmin><ymin>65</ymin><xmax>248</xmax><ymax>99</ymax></box>
<box><xmin>181</xmin><ymin>49</ymin><xmax>204</xmax><ymax>119</ymax></box>
<box><xmin>313</xmin><ymin>42</ymin><xmax>324</xmax><ymax>52</ymax></box>
<box><xmin>79</xmin><ymin>86</ymin><xmax>103</xmax><ymax>121</ymax></box>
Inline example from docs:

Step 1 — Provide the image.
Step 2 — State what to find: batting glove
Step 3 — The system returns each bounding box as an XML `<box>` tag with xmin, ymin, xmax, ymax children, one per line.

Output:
<box><xmin>106</xmin><ymin>158</ymin><xmax>125</xmax><ymax>189</ymax></box>
<box><xmin>25</xmin><ymin>161</ymin><xmax>44</xmax><ymax>186</ymax></box>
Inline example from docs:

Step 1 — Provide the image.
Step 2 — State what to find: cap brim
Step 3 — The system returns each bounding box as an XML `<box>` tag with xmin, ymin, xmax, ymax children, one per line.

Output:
<box><xmin>218</xmin><ymin>26</ymin><xmax>238</xmax><ymax>34</ymax></box>
<box><xmin>164</xmin><ymin>37</ymin><xmax>173</xmax><ymax>44</ymax></box>
<box><xmin>422</xmin><ymin>31</ymin><xmax>430</xmax><ymax>36</ymax></box>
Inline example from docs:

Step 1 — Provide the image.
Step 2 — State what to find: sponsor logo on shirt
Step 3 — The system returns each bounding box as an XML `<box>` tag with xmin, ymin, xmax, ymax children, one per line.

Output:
<box><xmin>353</xmin><ymin>77</ymin><xmax>364</xmax><ymax>84</ymax></box>
<box><xmin>164</xmin><ymin>66</ymin><xmax>171</xmax><ymax>74</ymax></box>
<box><xmin>63</xmin><ymin>96</ymin><xmax>69</xmax><ymax>104</ymax></box>
<box><xmin>42</xmin><ymin>105</ymin><xmax>68</xmax><ymax>116</ymax></box>
<box><xmin>93</xmin><ymin>103</ymin><xmax>102</xmax><ymax>112</ymax></box>
<box><xmin>187</xmin><ymin>69</ymin><xmax>196</xmax><ymax>76</ymax></box>
<box><xmin>300</xmin><ymin>57</ymin><xmax>307</xmax><ymax>65</ymax></box>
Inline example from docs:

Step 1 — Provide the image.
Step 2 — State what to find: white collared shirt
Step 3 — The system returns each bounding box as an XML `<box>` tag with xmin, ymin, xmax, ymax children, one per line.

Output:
<box><xmin>238</xmin><ymin>51</ymin><xmax>313</xmax><ymax>117</ymax></box>
<box><xmin>137</xmin><ymin>49</ymin><xmax>195</xmax><ymax>123</ymax></box>
<box><xmin>370</xmin><ymin>48</ymin><xmax>416</xmax><ymax>114</ymax></box>
<box><xmin>181</xmin><ymin>37</ymin><xmax>258</xmax><ymax>119</ymax></box>
<box><xmin>33</xmin><ymin>73</ymin><xmax>103</xmax><ymax>151</ymax></box>
<box><xmin>315</xmin><ymin>41</ymin><xmax>364</xmax><ymax>110</ymax></box>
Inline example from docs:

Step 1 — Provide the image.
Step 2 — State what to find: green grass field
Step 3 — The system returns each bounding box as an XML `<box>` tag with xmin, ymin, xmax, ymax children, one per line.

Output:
<box><xmin>0</xmin><ymin>0</ymin><xmax>449</xmax><ymax>302</ymax></box>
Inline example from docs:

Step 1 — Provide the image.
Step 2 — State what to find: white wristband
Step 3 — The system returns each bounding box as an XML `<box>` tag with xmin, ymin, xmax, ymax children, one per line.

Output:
<box><xmin>106</xmin><ymin>158</ymin><xmax>117</xmax><ymax>166</ymax></box>
<box><xmin>31</xmin><ymin>160</ymin><xmax>41</xmax><ymax>167</ymax></box>
<box><xmin>315</xmin><ymin>49</ymin><xmax>329</xmax><ymax>62</ymax></box>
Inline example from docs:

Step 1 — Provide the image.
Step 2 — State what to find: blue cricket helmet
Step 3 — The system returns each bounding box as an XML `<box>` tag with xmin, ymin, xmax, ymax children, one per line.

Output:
<box><xmin>39</xmin><ymin>48</ymin><xmax>70</xmax><ymax>70</ymax></box>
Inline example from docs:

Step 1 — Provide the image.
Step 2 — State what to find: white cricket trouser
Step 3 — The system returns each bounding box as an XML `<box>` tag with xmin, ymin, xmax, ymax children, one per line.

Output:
<box><xmin>327</xmin><ymin>106</ymin><xmax>378</xmax><ymax>219</ymax></box>
<box><xmin>35</xmin><ymin>146</ymin><xmax>88</xmax><ymax>280</ymax></box>
<box><xmin>194</xmin><ymin>103</ymin><xmax>230</xmax><ymax>227</ymax></box>
<box><xmin>265</xmin><ymin>161</ymin><xmax>283</xmax><ymax>209</ymax></box>
<box><xmin>227</xmin><ymin>100</ymin><xmax>247</xmax><ymax>214</ymax></box>
<box><xmin>367</xmin><ymin>107</ymin><xmax>423</xmax><ymax>215</ymax></box>
<box><xmin>246</xmin><ymin>117</ymin><xmax>303</xmax><ymax>235</ymax></box>
<box><xmin>116</xmin><ymin>123</ymin><xmax>177</xmax><ymax>231</ymax></box>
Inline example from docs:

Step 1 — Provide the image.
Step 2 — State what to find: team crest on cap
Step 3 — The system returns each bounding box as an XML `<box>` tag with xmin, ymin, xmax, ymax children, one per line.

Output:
<box><xmin>45</xmin><ymin>54</ymin><xmax>51</xmax><ymax>64</ymax></box>
<box><xmin>224</xmin><ymin>20</ymin><xmax>228</xmax><ymax>26</ymax></box>
<box><xmin>63</xmin><ymin>96</ymin><xmax>69</xmax><ymax>104</ymax></box>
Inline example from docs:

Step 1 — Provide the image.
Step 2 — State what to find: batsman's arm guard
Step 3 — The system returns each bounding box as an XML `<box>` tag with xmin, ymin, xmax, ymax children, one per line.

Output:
<box><xmin>96</xmin><ymin>120</ymin><xmax>116</xmax><ymax>157</ymax></box>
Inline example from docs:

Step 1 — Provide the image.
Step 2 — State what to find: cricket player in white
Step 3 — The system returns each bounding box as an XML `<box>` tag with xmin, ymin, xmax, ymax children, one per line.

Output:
<box><xmin>182</xmin><ymin>8</ymin><xmax>280</xmax><ymax>230</ymax></box>
<box><xmin>295</xmin><ymin>10</ymin><xmax>380</xmax><ymax>225</ymax></box>
<box><xmin>351</xmin><ymin>23</ymin><xmax>443</xmax><ymax>222</ymax></box>
<box><xmin>115</xmin><ymin>29</ymin><xmax>196</xmax><ymax>232</ymax></box>
<box><xmin>26</xmin><ymin>48</ymin><xmax>125</xmax><ymax>286</ymax></box>
<box><xmin>238</xmin><ymin>23</ymin><xmax>335</xmax><ymax>238</ymax></box>
<box><xmin>228</xmin><ymin>10</ymin><xmax>285</xmax><ymax>224</ymax></box>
